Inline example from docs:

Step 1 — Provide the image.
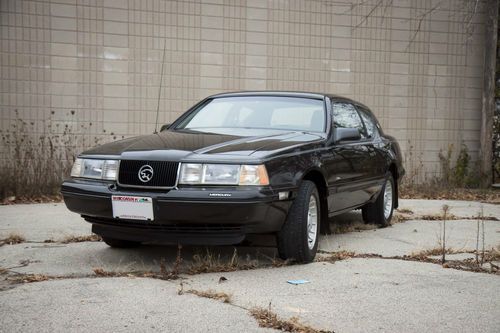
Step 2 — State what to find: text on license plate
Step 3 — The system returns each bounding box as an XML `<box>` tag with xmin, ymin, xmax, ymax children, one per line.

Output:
<box><xmin>111</xmin><ymin>196</ymin><xmax>154</xmax><ymax>221</ymax></box>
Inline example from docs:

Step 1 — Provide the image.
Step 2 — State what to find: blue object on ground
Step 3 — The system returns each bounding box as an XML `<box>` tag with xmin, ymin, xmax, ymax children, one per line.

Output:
<box><xmin>287</xmin><ymin>279</ymin><xmax>310</xmax><ymax>285</ymax></box>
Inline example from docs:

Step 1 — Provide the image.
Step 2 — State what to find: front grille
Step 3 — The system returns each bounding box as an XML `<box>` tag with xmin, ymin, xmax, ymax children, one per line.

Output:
<box><xmin>118</xmin><ymin>160</ymin><xmax>179</xmax><ymax>188</ymax></box>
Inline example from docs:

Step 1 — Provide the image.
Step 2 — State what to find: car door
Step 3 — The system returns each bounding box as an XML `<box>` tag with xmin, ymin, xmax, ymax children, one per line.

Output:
<box><xmin>355</xmin><ymin>104</ymin><xmax>387</xmax><ymax>182</ymax></box>
<box><xmin>323</xmin><ymin>101</ymin><xmax>373</xmax><ymax>213</ymax></box>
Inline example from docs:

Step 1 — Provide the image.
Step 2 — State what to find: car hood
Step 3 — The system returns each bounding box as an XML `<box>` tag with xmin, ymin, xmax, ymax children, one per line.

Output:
<box><xmin>81</xmin><ymin>129</ymin><xmax>325</xmax><ymax>161</ymax></box>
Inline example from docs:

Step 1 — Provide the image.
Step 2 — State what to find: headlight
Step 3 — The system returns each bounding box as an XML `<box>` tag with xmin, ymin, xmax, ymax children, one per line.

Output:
<box><xmin>179</xmin><ymin>163</ymin><xmax>269</xmax><ymax>186</ymax></box>
<box><xmin>179</xmin><ymin>163</ymin><xmax>203</xmax><ymax>184</ymax></box>
<box><xmin>70</xmin><ymin>158</ymin><xmax>82</xmax><ymax>177</ymax></box>
<box><xmin>203</xmin><ymin>164</ymin><xmax>240</xmax><ymax>184</ymax></box>
<box><xmin>70</xmin><ymin>158</ymin><xmax>119</xmax><ymax>180</ymax></box>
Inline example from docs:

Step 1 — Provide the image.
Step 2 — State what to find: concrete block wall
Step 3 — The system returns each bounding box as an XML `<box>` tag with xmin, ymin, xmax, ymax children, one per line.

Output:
<box><xmin>0</xmin><ymin>0</ymin><xmax>488</xmax><ymax>182</ymax></box>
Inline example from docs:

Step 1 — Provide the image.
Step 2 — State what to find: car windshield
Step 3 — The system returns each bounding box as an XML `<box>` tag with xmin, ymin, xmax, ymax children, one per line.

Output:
<box><xmin>176</xmin><ymin>96</ymin><xmax>325</xmax><ymax>133</ymax></box>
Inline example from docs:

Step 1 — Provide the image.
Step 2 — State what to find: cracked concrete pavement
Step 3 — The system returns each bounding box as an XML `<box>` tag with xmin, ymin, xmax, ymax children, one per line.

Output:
<box><xmin>0</xmin><ymin>199</ymin><xmax>499</xmax><ymax>332</ymax></box>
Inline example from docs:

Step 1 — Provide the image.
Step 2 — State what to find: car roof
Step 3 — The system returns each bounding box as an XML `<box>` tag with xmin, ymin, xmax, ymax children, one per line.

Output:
<box><xmin>207</xmin><ymin>91</ymin><xmax>370</xmax><ymax>110</ymax></box>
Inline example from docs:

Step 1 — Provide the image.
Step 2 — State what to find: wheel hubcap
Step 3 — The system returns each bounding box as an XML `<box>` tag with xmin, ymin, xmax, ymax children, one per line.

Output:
<box><xmin>307</xmin><ymin>196</ymin><xmax>318</xmax><ymax>250</ymax></box>
<box><xmin>383</xmin><ymin>180</ymin><xmax>393</xmax><ymax>220</ymax></box>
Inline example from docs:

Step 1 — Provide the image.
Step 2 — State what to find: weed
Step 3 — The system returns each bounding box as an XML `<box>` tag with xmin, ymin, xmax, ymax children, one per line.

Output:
<box><xmin>61</xmin><ymin>234</ymin><xmax>102</xmax><ymax>244</ymax></box>
<box><xmin>9</xmin><ymin>274</ymin><xmax>50</xmax><ymax>283</ymax></box>
<box><xmin>92</xmin><ymin>268</ymin><xmax>122</xmax><ymax>277</ymax></box>
<box><xmin>316</xmin><ymin>251</ymin><xmax>355</xmax><ymax>263</ymax></box>
<box><xmin>409</xmin><ymin>247</ymin><xmax>461</xmax><ymax>259</ymax></box>
<box><xmin>0</xmin><ymin>233</ymin><xmax>26</xmax><ymax>246</ymax></box>
<box><xmin>413</xmin><ymin>213</ymin><xmax>498</xmax><ymax>221</ymax></box>
<box><xmin>438</xmin><ymin>144</ymin><xmax>480</xmax><ymax>188</ymax></box>
<box><xmin>250</xmin><ymin>304</ymin><xmax>333</xmax><ymax>333</ymax></box>
<box><xmin>391</xmin><ymin>212</ymin><xmax>412</xmax><ymax>224</ymax></box>
<box><xmin>185</xmin><ymin>289</ymin><xmax>232</xmax><ymax>303</ymax></box>
<box><xmin>92</xmin><ymin>246</ymin><xmax>183</xmax><ymax>280</ymax></box>
<box><xmin>0</xmin><ymin>110</ymin><xmax>106</xmax><ymax>200</ymax></box>
<box><xmin>188</xmin><ymin>248</ymin><xmax>259</xmax><ymax>274</ymax></box>
<box><xmin>400</xmin><ymin>142</ymin><xmax>499</xmax><ymax>199</ymax></box>
<box><xmin>332</xmin><ymin>221</ymin><xmax>377</xmax><ymax>234</ymax></box>
<box><xmin>483</xmin><ymin>245</ymin><xmax>500</xmax><ymax>262</ymax></box>
<box><xmin>440</xmin><ymin>205</ymin><xmax>450</xmax><ymax>264</ymax></box>
<box><xmin>396</xmin><ymin>208</ymin><xmax>414</xmax><ymax>214</ymax></box>
<box><xmin>157</xmin><ymin>246</ymin><xmax>183</xmax><ymax>279</ymax></box>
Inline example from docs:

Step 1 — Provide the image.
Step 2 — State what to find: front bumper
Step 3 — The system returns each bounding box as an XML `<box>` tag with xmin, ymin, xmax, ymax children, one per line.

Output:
<box><xmin>61</xmin><ymin>179</ymin><xmax>292</xmax><ymax>245</ymax></box>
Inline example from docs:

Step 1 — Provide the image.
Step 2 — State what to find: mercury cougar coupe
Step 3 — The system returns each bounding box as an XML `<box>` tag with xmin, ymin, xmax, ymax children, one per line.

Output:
<box><xmin>62</xmin><ymin>91</ymin><xmax>404</xmax><ymax>262</ymax></box>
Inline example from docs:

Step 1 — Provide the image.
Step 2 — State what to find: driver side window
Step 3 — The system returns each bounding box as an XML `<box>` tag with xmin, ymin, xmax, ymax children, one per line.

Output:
<box><xmin>331</xmin><ymin>102</ymin><xmax>367</xmax><ymax>139</ymax></box>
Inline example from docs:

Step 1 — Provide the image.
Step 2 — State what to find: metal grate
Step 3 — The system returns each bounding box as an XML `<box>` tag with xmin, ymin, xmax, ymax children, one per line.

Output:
<box><xmin>118</xmin><ymin>160</ymin><xmax>179</xmax><ymax>188</ymax></box>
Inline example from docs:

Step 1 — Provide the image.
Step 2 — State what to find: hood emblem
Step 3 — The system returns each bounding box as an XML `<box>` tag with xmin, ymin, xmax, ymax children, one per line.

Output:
<box><xmin>138</xmin><ymin>165</ymin><xmax>154</xmax><ymax>183</ymax></box>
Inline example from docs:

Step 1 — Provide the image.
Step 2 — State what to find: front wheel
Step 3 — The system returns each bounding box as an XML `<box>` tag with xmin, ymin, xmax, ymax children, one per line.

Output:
<box><xmin>362</xmin><ymin>174</ymin><xmax>395</xmax><ymax>227</ymax></box>
<box><xmin>277</xmin><ymin>180</ymin><xmax>320</xmax><ymax>263</ymax></box>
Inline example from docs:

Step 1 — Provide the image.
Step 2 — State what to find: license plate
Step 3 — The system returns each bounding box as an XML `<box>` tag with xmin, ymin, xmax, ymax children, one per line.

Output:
<box><xmin>112</xmin><ymin>196</ymin><xmax>154</xmax><ymax>221</ymax></box>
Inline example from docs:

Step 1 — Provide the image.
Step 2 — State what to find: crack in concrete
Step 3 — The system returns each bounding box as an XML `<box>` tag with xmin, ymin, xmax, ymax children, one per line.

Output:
<box><xmin>317</xmin><ymin>251</ymin><xmax>500</xmax><ymax>275</ymax></box>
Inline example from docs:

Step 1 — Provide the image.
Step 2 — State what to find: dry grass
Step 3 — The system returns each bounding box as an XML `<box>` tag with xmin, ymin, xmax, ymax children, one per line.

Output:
<box><xmin>0</xmin><ymin>113</ymin><xmax>106</xmax><ymax>200</ymax></box>
<box><xmin>250</xmin><ymin>306</ymin><xmax>333</xmax><ymax>333</ymax></box>
<box><xmin>61</xmin><ymin>234</ymin><xmax>102</xmax><ymax>244</ymax></box>
<box><xmin>188</xmin><ymin>249</ymin><xmax>259</xmax><ymax>274</ymax></box>
<box><xmin>93</xmin><ymin>245</ymin><xmax>183</xmax><ymax>280</ymax></box>
<box><xmin>400</xmin><ymin>186</ymin><xmax>500</xmax><ymax>204</ymax></box>
<box><xmin>415</xmin><ymin>214</ymin><xmax>498</xmax><ymax>221</ymax></box>
<box><xmin>332</xmin><ymin>221</ymin><xmax>377</xmax><ymax>234</ymax></box>
<box><xmin>92</xmin><ymin>268</ymin><xmax>127</xmax><ymax>277</ymax></box>
<box><xmin>470</xmin><ymin>215</ymin><xmax>499</xmax><ymax>221</ymax></box>
<box><xmin>9</xmin><ymin>274</ymin><xmax>50</xmax><ymax>283</ymax></box>
<box><xmin>409</xmin><ymin>247</ymin><xmax>461</xmax><ymax>259</ymax></box>
<box><xmin>396</xmin><ymin>208</ymin><xmax>414</xmax><ymax>214</ymax></box>
<box><xmin>317</xmin><ymin>248</ymin><xmax>499</xmax><ymax>275</ymax></box>
<box><xmin>0</xmin><ymin>233</ymin><xmax>26</xmax><ymax>246</ymax></box>
<box><xmin>92</xmin><ymin>267</ymin><xmax>181</xmax><ymax>280</ymax></box>
<box><xmin>184</xmin><ymin>289</ymin><xmax>232</xmax><ymax>303</ymax></box>
<box><xmin>1</xmin><ymin>194</ymin><xmax>63</xmax><ymax>205</ymax></box>
<box><xmin>317</xmin><ymin>251</ymin><xmax>355</xmax><ymax>263</ymax></box>
<box><xmin>483</xmin><ymin>246</ymin><xmax>500</xmax><ymax>262</ymax></box>
<box><xmin>419</xmin><ymin>213</ymin><xmax>459</xmax><ymax>221</ymax></box>
<box><xmin>391</xmin><ymin>213</ymin><xmax>412</xmax><ymax>224</ymax></box>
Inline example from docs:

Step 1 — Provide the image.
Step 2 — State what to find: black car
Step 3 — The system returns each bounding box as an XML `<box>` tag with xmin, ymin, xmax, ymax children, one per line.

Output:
<box><xmin>62</xmin><ymin>91</ymin><xmax>404</xmax><ymax>262</ymax></box>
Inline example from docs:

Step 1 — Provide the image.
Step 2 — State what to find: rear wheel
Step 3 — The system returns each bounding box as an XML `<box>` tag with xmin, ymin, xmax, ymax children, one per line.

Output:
<box><xmin>102</xmin><ymin>237</ymin><xmax>140</xmax><ymax>248</ymax></box>
<box><xmin>277</xmin><ymin>180</ymin><xmax>320</xmax><ymax>263</ymax></box>
<box><xmin>362</xmin><ymin>175</ymin><xmax>395</xmax><ymax>227</ymax></box>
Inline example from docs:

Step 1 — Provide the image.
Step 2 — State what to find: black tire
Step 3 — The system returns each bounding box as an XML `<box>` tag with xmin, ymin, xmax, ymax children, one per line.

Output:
<box><xmin>102</xmin><ymin>237</ymin><xmax>140</xmax><ymax>248</ymax></box>
<box><xmin>362</xmin><ymin>174</ymin><xmax>395</xmax><ymax>227</ymax></box>
<box><xmin>277</xmin><ymin>180</ymin><xmax>320</xmax><ymax>263</ymax></box>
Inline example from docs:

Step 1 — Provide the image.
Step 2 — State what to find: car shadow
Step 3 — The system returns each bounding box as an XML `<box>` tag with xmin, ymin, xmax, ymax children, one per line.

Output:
<box><xmin>89</xmin><ymin>210</ymin><xmax>369</xmax><ymax>273</ymax></box>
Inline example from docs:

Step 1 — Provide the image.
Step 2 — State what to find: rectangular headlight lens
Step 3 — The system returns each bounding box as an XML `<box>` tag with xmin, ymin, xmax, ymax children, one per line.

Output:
<box><xmin>82</xmin><ymin>159</ymin><xmax>104</xmax><ymax>179</ymax></box>
<box><xmin>178</xmin><ymin>163</ymin><xmax>269</xmax><ymax>186</ymax></box>
<box><xmin>71</xmin><ymin>158</ymin><xmax>118</xmax><ymax>180</ymax></box>
<box><xmin>179</xmin><ymin>163</ymin><xmax>203</xmax><ymax>184</ymax></box>
<box><xmin>70</xmin><ymin>158</ymin><xmax>82</xmax><ymax>177</ymax></box>
<box><xmin>203</xmin><ymin>164</ymin><xmax>240</xmax><ymax>185</ymax></box>
<box><xmin>103</xmin><ymin>160</ymin><xmax>119</xmax><ymax>180</ymax></box>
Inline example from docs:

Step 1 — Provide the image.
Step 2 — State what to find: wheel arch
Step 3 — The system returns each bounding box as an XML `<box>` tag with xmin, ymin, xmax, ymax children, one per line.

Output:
<box><xmin>388</xmin><ymin>163</ymin><xmax>399</xmax><ymax>209</ymax></box>
<box><xmin>301</xmin><ymin>169</ymin><xmax>329</xmax><ymax>231</ymax></box>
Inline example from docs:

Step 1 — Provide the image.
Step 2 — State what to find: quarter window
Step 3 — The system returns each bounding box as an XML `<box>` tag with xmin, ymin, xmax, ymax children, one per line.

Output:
<box><xmin>356</xmin><ymin>106</ymin><xmax>378</xmax><ymax>138</ymax></box>
<box><xmin>331</xmin><ymin>102</ymin><xmax>367</xmax><ymax>139</ymax></box>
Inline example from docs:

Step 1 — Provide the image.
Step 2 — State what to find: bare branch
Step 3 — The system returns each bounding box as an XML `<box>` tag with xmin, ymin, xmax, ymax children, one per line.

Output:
<box><xmin>465</xmin><ymin>0</ymin><xmax>480</xmax><ymax>40</ymax></box>
<box><xmin>405</xmin><ymin>1</ymin><xmax>442</xmax><ymax>51</ymax></box>
<box><xmin>341</xmin><ymin>0</ymin><xmax>373</xmax><ymax>15</ymax></box>
<box><xmin>352</xmin><ymin>0</ymin><xmax>385</xmax><ymax>31</ymax></box>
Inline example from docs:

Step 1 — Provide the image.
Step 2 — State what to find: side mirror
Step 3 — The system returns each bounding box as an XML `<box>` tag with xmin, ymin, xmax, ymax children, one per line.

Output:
<box><xmin>160</xmin><ymin>124</ymin><xmax>171</xmax><ymax>132</ymax></box>
<box><xmin>334</xmin><ymin>127</ymin><xmax>361</xmax><ymax>143</ymax></box>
